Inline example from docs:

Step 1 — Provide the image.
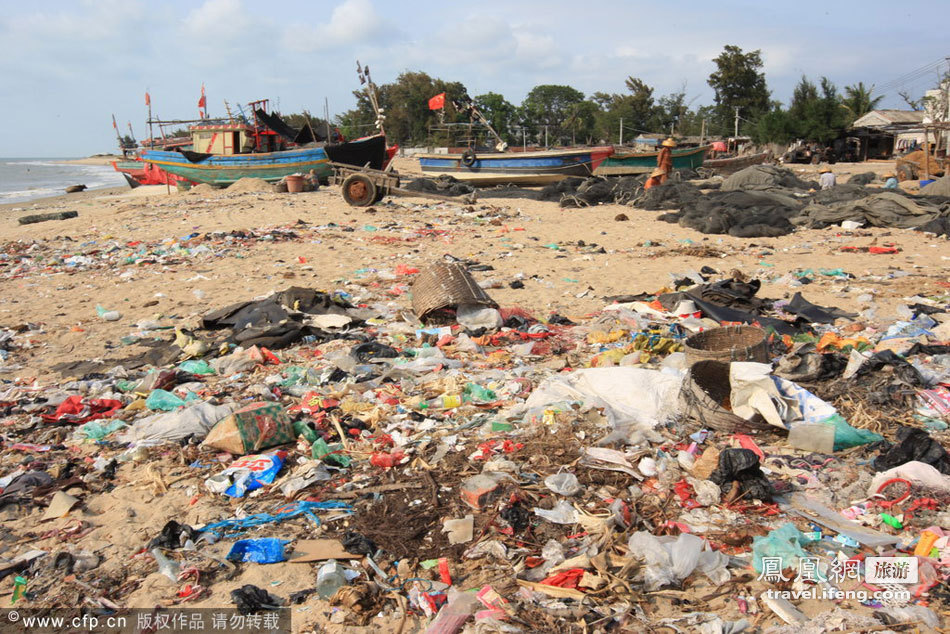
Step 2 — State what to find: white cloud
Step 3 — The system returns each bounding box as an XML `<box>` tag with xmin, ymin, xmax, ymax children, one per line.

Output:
<box><xmin>282</xmin><ymin>0</ymin><xmax>386</xmax><ymax>52</ymax></box>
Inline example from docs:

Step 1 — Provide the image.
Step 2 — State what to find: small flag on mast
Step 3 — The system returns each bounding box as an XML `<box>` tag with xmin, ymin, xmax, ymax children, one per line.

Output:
<box><xmin>145</xmin><ymin>92</ymin><xmax>151</xmax><ymax>107</ymax></box>
<box><xmin>428</xmin><ymin>93</ymin><xmax>446</xmax><ymax>110</ymax></box>
<box><xmin>112</xmin><ymin>114</ymin><xmax>118</xmax><ymax>130</ymax></box>
<box><xmin>198</xmin><ymin>84</ymin><xmax>207</xmax><ymax>118</ymax></box>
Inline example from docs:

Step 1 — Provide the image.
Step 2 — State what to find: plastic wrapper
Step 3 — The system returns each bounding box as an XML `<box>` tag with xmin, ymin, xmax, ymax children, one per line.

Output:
<box><xmin>205</xmin><ymin>451</ymin><xmax>286</xmax><ymax>498</ymax></box>
<box><xmin>543</xmin><ymin>472</ymin><xmax>581</xmax><ymax>496</ymax></box>
<box><xmin>226</xmin><ymin>538</ymin><xmax>289</xmax><ymax>564</ymax></box>
<box><xmin>533</xmin><ymin>500</ymin><xmax>577</xmax><ymax>525</ymax></box>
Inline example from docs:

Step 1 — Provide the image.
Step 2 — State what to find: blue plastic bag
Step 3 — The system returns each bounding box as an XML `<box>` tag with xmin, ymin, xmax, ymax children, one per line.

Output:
<box><xmin>752</xmin><ymin>523</ymin><xmax>813</xmax><ymax>573</ymax></box>
<box><xmin>226</xmin><ymin>538</ymin><xmax>289</xmax><ymax>564</ymax></box>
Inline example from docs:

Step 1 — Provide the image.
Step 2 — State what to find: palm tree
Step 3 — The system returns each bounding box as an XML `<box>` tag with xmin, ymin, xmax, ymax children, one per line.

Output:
<box><xmin>841</xmin><ymin>82</ymin><xmax>884</xmax><ymax>123</ymax></box>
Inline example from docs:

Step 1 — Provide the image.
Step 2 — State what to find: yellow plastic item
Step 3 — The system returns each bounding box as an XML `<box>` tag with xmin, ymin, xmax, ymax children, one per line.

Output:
<box><xmin>914</xmin><ymin>530</ymin><xmax>940</xmax><ymax>558</ymax></box>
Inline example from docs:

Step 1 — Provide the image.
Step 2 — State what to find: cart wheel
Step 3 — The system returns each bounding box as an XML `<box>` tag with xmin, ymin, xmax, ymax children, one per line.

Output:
<box><xmin>341</xmin><ymin>173</ymin><xmax>377</xmax><ymax>206</ymax></box>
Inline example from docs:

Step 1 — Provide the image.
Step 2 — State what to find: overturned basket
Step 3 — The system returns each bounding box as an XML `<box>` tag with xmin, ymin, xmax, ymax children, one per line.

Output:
<box><xmin>684</xmin><ymin>325</ymin><xmax>768</xmax><ymax>366</ymax></box>
<box><xmin>679</xmin><ymin>360</ymin><xmax>775</xmax><ymax>433</ymax></box>
<box><xmin>411</xmin><ymin>262</ymin><xmax>497</xmax><ymax>322</ymax></box>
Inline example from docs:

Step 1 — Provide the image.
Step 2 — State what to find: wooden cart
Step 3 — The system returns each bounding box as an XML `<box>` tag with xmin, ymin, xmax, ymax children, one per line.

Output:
<box><xmin>330</xmin><ymin>162</ymin><xmax>476</xmax><ymax>207</ymax></box>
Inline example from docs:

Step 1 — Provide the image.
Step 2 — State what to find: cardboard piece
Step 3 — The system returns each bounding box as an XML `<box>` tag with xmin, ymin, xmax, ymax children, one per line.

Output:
<box><xmin>203</xmin><ymin>402</ymin><xmax>294</xmax><ymax>454</ymax></box>
<box><xmin>287</xmin><ymin>540</ymin><xmax>361</xmax><ymax>563</ymax></box>
<box><xmin>41</xmin><ymin>491</ymin><xmax>79</xmax><ymax>521</ymax></box>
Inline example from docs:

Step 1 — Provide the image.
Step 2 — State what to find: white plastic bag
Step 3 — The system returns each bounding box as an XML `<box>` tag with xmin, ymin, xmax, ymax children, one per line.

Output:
<box><xmin>456</xmin><ymin>304</ymin><xmax>503</xmax><ymax>330</ymax></box>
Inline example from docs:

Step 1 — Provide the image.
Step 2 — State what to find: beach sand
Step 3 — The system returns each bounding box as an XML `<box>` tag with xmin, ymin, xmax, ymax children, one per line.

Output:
<box><xmin>0</xmin><ymin>160</ymin><xmax>947</xmax><ymax>631</ymax></box>
<box><xmin>0</xmin><ymin>159</ymin><xmax>945</xmax><ymax>383</ymax></box>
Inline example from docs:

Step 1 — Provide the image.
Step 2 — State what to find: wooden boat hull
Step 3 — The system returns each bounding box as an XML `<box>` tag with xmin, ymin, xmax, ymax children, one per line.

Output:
<box><xmin>140</xmin><ymin>147</ymin><xmax>332</xmax><ymax>185</ymax></box>
<box><xmin>594</xmin><ymin>145</ymin><xmax>709</xmax><ymax>176</ymax></box>
<box><xmin>141</xmin><ymin>135</ymin><xmax>388</xmax><ymax>186</ymax></box>
<box><xmin>704</xmin><ymin>151</ymin><xmax>770</xmax><ymax>174</ymax></box>
<box><xmin>417</xmin><ymin>146</ymin><xmax>614</xmax><ymax>186</ymax></box>
<box><xmin>111</xmin><ymin>159</ymin><xmax>190</xmax><ymax>187</ymax></box>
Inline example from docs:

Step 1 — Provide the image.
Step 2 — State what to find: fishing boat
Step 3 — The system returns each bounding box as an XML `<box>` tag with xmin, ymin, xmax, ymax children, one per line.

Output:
<box><xmin>111</xmin><ymin>158</ymin><xmax>191</xmax><ymax>188</ymax></box>
<box><xmin>704</xmin><ymin>151</ymin><xmax>770</xmax><ymax>174</ymax></box>
<box><xmin>142</xmin><ymin>133</ymin><xmax>388</xmax><ymax>186</ymax></box>
<box><xmin>593</xmin><ymin>145</ymin><xmax>709</xmax><ymax>176</ymax></box>
<box><xmin>417</xmin><ymin>146</ymin><xmax>615</xmax><ymax>186</ymax></box>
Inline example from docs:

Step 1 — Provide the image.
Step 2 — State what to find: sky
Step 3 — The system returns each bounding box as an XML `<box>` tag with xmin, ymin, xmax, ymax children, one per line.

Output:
<box><xmin>0</xmin><ymin>0</ymin><xmax>947</xmax><ymax>157</ymax></box>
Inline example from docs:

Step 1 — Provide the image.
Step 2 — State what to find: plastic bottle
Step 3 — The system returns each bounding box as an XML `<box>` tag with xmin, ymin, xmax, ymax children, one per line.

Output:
<box><xmin>316</xmin><ymin>559</ymin><xmax>346</xmax><ymax>598</ymax></box>
<box><xmin>426</xmin><ymin>394</ymin><xmax>463</xmax><ymax>410</ymax></box>
<box><xmin>95</xmin><ymin>305</ymin><xmax>121</xmax><ymax>321</ymax></box>
<box><xmin>151</xmin><ymin>548</ymin><xmax>180</xmax><ymax>582</ymax></box>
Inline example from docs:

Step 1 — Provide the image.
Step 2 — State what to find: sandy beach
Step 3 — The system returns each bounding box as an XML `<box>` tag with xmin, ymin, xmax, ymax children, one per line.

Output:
<box><xmin>0</xmin><ymin>159</ymin><xmax>944</xmax><ymax>382</ymax></box>
<box><xmin>0</xmin><ymin>159</ymin><xmax>947</xmax><ymax>632</ymax></box>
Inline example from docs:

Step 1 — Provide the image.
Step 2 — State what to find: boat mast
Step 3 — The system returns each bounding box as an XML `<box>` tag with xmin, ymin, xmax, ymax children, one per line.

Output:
<box><xmin>463</xmin><ymin>98</ymin><xmax>507</xmax><ymax>151</ymax></box>
<box><xmin>357</xmin><ymin>61</ymin><xmax>386</xmax><ymax>137</ymax></box>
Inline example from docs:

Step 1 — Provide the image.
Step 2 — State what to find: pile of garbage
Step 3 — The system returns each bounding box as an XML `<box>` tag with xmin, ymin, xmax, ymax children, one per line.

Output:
<box><xmin>1</xmin><ymin>253</ymin><xmax>949</xmax><ymax>632</ymax></box>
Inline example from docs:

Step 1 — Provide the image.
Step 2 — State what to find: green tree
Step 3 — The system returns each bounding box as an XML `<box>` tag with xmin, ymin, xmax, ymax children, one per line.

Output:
<box><xmin>841</xmin><ymin>82</ymin><xmax>883</xmax><ymax>123</ymax></box>
<box><xmin>591</xmin><ymin>76</ymin><xmax>656</xmax><ymax>143</ymax></box>
<box><xmin>520</xmin><ymin>84</ymin><xmax>586</xmax><ymax>145</ymax></box>
<box><xmin>562</xmin><ymin>100</ymin><xmax>599</xmax><ymax>145</ymax></box>
<box><xmin>785</xmin><ymin>76</ymin><xmax>848</xmax><ymax>142</ymax></box>
<box><xmin>707</xmin><ymin>45</ymin><xmax>770</xmax><ymax>134</ymax></box>
<box><xmin>753</xmin><ymin>109</ymin><xmax>793</xmax><ymax>144</ymax></box>
<box><xmin>336</xmin><ymin>71</ymin><xmax>468</xmax><ymax>145</ymax></box>
<box><xmin>474</xmin><ymin>92</ymin><xmax>517</xmax><ymax>143</ymax></box>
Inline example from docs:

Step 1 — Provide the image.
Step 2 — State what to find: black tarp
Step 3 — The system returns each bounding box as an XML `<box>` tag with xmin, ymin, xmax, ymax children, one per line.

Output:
<box><xmin>255</xmin><ymin>109</ymin><xmax>319</xmax><ymax>144</ymax></box>
<box><xmin>324</xmin><ymin>134</ymin><xmax>388</xmax><ymax>170</ymax></box>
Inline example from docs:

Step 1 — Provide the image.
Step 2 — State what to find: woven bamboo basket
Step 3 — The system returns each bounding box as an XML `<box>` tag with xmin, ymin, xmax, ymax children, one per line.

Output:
<box><xmin>684</xmin><ymin>325</ymin><xmax>768</xmax><ymax>366</ymax></box>
<box><xmin>679</xmin><ymin>360</ymin><xmax>775</xmax><ymax>433</ymax></box>
<box><xmin>410</xmin><ymin>262</ymin><xmax>497</xmax><ymax>322</ymax></box>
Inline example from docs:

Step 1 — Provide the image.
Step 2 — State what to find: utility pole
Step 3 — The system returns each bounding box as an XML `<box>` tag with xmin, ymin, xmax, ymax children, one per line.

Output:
<box><xmin>619</xmin><ymin>118</ymin><xmax>623</xmax><ymax>145</ymax></box>
<box><xmin>325</xmin><ymin>97</ymin><xmax>331</xmax><ymax>142</ymax></box>
<box><xmin>700</xmin><ymin>118</ymin><xmax>706</xmax><ymax>146</ymax></box>
<box><xmin>544</xmin><ymin>125</ymin><xmax>548</xmax><ymax>148</ymax></box>
<box><xmin>734</xmin><ymin>107</ymin><xmax>740</xmax><ymax>138</ymax></box>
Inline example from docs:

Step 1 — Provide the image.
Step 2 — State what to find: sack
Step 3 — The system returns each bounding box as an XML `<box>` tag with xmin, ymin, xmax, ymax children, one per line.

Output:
<box><xmin>203</xmin><ymin>402</ymin><xmax>294</xmax><ymax>454</ymax></box>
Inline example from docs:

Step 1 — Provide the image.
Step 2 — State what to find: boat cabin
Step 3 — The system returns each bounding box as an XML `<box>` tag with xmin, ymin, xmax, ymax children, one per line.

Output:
<box><xmin>188</xmin><ymin>123</ymin><xmax>288</xmax><ymax>155</ymax></box>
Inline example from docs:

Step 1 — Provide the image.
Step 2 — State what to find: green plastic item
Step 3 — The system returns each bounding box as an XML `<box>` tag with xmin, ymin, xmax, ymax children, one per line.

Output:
<box><xmin>491</xmin><ymin>421</ymin><xmax>514</xmax><ymax>432</ymax></box>
<box><xmin>81</xmin><ymin>419</ymin><xmax>127</xmax><ymax>440</ymax></box>
<box><xmin>312</xmin><ymin>437</ymin><xmax>351</xmax><ymax>467</ymax></box>
<box><xmin>827</xmin><ymin>414</ymin><xmax>883</xmax><ymax>451</ymax></box>
<box><xmin>880</xmin><ymin>513</ymin><xmax>903</xmax><ymax>530</ymax></box>
<box><xmin>463</xmin><ymin>383</ymin><xmax>496</xmax><ymax>403</ymax></box>
<box><xmin>145</xmin><ymin>389</ymin><xmax>199</xmax><ymax>411</ymax></box>
<box><xmin>11</xmin><ymin>576</ymin><xmax>26</xmax><ymax>604</ymax></box>
<box><xmin>752</xmin><ymin>523</ymin><xmax>810</xmax><ymax>574</ymax></box>
<box><xmin>178</xmin><ymin>359</ymin><xmax>215</xmax><ymax>375</ymax></box>
<box><xmin>293</xmin><ymin>420</ymin><xmax>319</xmax><ymax>444</ymax></box>
<box><xmin>115</xmin><ymin>380</ymin><xmax>138</xmax><ymax>393</ymax></box>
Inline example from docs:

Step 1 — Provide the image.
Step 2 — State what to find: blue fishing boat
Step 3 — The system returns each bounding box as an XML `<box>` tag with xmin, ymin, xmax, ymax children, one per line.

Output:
<box><xmin>142</xmin><ymin>132</ymin><xmax>388</xmax><ymax>186</ymax></box>
<box><xmin>416</xmin><ymin>146</ymin><xmax>615</xmax><ymax>186</ymax></box>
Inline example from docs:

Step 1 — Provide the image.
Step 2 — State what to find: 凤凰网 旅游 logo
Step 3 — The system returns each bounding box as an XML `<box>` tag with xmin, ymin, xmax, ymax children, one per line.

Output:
<box><xmin>865</xmin><ymin>557</ymin><xmax>918</xmax><ymax>584</ymax></box>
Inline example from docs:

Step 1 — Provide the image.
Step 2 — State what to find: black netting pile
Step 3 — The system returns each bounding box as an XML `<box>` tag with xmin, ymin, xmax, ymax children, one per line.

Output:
<box><xmin>403</xmin><ymin>176</ymin><xmax>477</xmax><ymax>197</ymax></box>
<box><xmin>634</xmin><ymin>181</ymin><xmax>705</xmax><ymax>211</ymax></box>
<box><xmin>720</xmin><ymin>165</ymin><xmax>817</xmax><ymax>191</ymax></box>
<box><xmin>848</xmin><ymin>172</ymin><xmax>879</xmax><ymax>186</ymax></box>
<box><xmin>812</xmin><ymin>183</ymin><xmax>870</xmax><ymax>204</ymax></box>
<box><xmin>655</xmin><ymin>190</ymin><xmax>804</xmax><ymax>237</ymax></box>
<box><xmin>794</xmin><ymin>191</ymin><xmax>950</xmax><ymax>229</ymax></box>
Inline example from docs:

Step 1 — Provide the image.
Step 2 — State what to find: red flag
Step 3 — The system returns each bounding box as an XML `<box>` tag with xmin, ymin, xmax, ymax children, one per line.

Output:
<box><xmin>198</xmin><ymin>84</ymin><xmax>207</xmax><ymax>117</ymax></box>
<box><xmin>145</xmin><ymin>92</ymin><xmax>150</xmax><ymax>107</ymax></box>
<box><xmin>112</xmin><ymin>114</ymin><xmax>118</xmax><ymax>130</ymax></box>
<box><xmin>428</xmin><ymin>92</ymin><xmax>445</xmax><ymax>110</ymax></box>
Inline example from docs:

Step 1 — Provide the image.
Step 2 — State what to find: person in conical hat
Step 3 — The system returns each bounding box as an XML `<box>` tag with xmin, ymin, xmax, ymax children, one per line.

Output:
<box><xmin>656</xmin><ymin>138</ymin><xmax>676</xmax><ymax>185</ymax></box>
<box><xmin>644</xmin><ymin>167</ymin><xmax>666</xmax><ymax>190</ymax></box>
<box><xmin>818</xmin><ymin>166</ymin><xmax>836</xmax><ymax>190</ymax></box>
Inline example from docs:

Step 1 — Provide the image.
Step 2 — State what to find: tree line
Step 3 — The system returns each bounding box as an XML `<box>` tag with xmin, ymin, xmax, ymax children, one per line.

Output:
<box><xmin>333</xmin><ymin>45</ymin><xmax>892</xmax><ymax>148</ymax></box>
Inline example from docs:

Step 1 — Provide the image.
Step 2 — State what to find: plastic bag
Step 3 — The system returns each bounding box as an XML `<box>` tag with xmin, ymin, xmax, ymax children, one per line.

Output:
<box><xmin>118</xmin><ymin>401</ymin><xmax>236</xmax><ymax>444</ymax></box>
<box><xmin>544</xmin><ymin>472</ymin><xmax>581</xmax><ymax>496</ymax></box>
<box><xmin>533</xmin><ymin>500</ymin><xmax>577</xmax><ymax>524</ymax></box>
<box><xmin>145</xmin><ymin>389</ymin><xmax>199</xmax><ymax>411</ymax></box>
<box><xmin>751</xmin><ymin>523</ymin><xmax>808</xmax><ymax>574</ymax></box>
<box><xmin>204</xmin><ymin>451</ymin><xmax>286</xmax><ymax>498</ymax></box>
<box><xmin>457</xmin><ymin>304</ymin><xmax>503</xmax><ymax>331</ymax></box>
<box><xmin>627</xmin><ymin>531</ymin><xmax>675</xmax><ymax>590</ymax></box>
<box><xmin>226</xmin><ymin>538</ymin><xmax>289</xmax><ymax>564</ymax></box>
<box><xmin>178</xmin><ymin>359</ymin><xmax>216</xmax><ymax>375</ymax></box>
<box><xmin>80</xmin><ymin>419</ymin><xmax>127</xmax><ymax>440</ymax></box>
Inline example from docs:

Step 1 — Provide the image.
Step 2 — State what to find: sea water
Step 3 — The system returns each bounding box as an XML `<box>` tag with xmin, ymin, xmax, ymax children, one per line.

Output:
<box><xmin>0</xmin><ymin>158</ymin><xmax>126</xmax><ymax>204</ymax></box>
